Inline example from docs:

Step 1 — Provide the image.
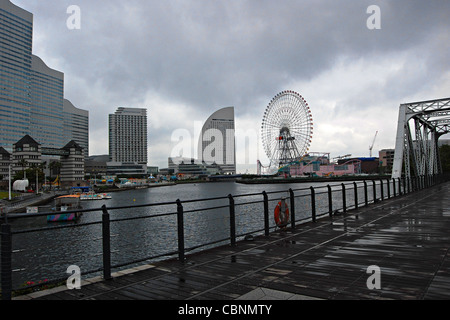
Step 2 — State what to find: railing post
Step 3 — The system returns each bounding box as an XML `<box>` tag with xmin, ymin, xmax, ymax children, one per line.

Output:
<box><xmin>327</xmin><ymin>185</ymin><xmax>333</xmax><ymax>218</ymax></box>
<box><xmin>399</xmin><ymin>177</ymin><xmax>403</xmax><ymax>196</ymax></box>
<box><xmin>289</xmin><ymin>188</ymin><xmax>295</xmax><ymax>230</ymax></box>
<box><xmin>386</xmin><ymin>178</ymin><xmax>391</xmax><ymax>199</ymax></box>
<box><xmin>353</xmin><ymin>182</ymin><xmax>358</xmax><ymax>210</ymax></box>
<box><xmin>310</xmin><ymin>186</ymin><xmax>316</xmax><ymax>222</ymax></box>
<box><xmin>1</xmin><ymin>223</ymin><xmax>12</xmax><ymax>300</ymax></box>
<box><xmin>364</xmin><ymin>180</ymin><xmax>368</xmax><ymax>207</ymax></box>
<box><xmin>341</xmin><ymin>183</ymin><xmax>346</xmax><ymax>214</ymax></box>
<box><xmin>228</xmin><ymin>194</ymin><xmax>236</xmax><ymax>247</ymax></box>
<box><xmin>263</xmin><ymin>191</ymin><xmax>269</xmax><ymax>236</ymax></box>
<box><xmin>392</xmin><ymin>178</ymin><xmax>396</xmax><ymax>197</ymax></box>
<box><xmin>380</xmin><ymin>179</ymin><xmax>384</xmax><ymax>201</ymax></box>
<box><xmin>372</xmin><ymin>180</ymin><xmax>377</xmax><ymax>203</ymax></box>
<box><xmin>101</xmin><ymin>205</ymin><xmax>112</xmax><ymax>280</ymax></box>
<box><xmin>176</xmin><ymin>199</ymin><xmax>185</xmax><ymax>262</ymax></box>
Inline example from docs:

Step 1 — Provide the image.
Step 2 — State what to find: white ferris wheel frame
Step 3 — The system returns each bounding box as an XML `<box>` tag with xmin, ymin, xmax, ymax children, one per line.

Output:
<box><xmin>261</xmin><ymin>90</ymin><xmax>313</xmax><ymax>167</ymax></box>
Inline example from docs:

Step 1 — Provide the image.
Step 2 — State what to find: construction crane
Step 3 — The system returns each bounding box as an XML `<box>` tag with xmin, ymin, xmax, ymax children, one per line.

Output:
<box><xmin>369</xmin><ymin>131</ymin><xmax>378</xmax><ymax>157</ymax></box>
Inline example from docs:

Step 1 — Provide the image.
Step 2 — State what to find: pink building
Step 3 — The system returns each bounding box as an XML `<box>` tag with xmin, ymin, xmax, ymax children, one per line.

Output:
<box><xmin>289</xmin><ymin>162</ymin><xmax>357</xmax><ymax>177</ymax></box>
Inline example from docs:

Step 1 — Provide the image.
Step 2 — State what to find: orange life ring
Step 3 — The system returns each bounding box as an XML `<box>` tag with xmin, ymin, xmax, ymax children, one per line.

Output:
<box><xmin>274</xmin><ymin>199</ymin><xmax>289</xmax><ymax>228</ymax></box>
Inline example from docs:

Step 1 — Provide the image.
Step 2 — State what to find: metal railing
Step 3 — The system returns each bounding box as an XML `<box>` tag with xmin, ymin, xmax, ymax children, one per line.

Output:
<box><xmin>1</xmin><ymin>174</ymin><xmax>448</xmax><ymax>300</ymax></box>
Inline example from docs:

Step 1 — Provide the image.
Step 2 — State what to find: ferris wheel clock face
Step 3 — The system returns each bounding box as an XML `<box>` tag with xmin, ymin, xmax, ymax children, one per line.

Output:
<box><xmin>261</xmin><ymin>90</ymin><xmax>313</xmax><ymax>167</ymax></box>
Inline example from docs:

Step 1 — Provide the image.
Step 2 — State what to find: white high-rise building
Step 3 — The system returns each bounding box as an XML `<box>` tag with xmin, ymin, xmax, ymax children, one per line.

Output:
<box><xmin>108</xmin><ymin>107</ymin><xmax>147</xmax><ymax>164</ymax></box>
<box><xmin>198</xmin><ymin>106</ymin><xmax>236</xmax><ymax>174</ymax></box>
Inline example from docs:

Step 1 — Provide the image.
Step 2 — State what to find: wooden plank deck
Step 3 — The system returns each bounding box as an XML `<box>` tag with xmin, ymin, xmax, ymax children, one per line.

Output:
<box><xmin>20</xmin><ymin>181</ymin><xmax>450</xmax><ymax>300</ymax></box>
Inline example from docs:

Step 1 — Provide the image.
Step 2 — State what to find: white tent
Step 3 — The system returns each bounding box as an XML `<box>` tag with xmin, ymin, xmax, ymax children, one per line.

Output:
<box><xmin>13</xmin><ymin>179</ymin><xmax>29</xmax><ymax>191</ymax></box>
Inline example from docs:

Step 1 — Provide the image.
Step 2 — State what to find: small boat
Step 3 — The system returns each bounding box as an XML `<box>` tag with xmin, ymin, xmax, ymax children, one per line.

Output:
<box><xmin>100</xmin><ymin>193</ymin><xmax>112</xmax><ymax>199</ymax></box>
<box><xmin>80</xmin><ymin>191</ymin><xmax>103</xmax><ymax>200</ymax></box>
<box><xmin>47</xmin><ymin>195</ymin><xmax>82</xmax><ymax>222</ymax></box>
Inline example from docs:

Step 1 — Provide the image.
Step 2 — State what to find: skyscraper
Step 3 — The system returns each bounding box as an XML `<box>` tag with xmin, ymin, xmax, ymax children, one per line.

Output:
<box><xmin>64</xmin><ymin>99</ymin><xmax>89</xmax><ymax>158</ymax></box>
<box><xmin>0</xmin><ymin>0</ymin><xmax>33</xmax><ymax>149</ymax></box>
<box><xmin>29</xmin><ymin>55</ymin><xmax>64</xmax><ymax>149</ymax></box>
<box><xmin>108</xmin><ymin>107</ymin><xmax>147</xmax><ymax>164</ymax></box>
<box><xmin>0</xmin><ymin>0</ymin><xmax>89</xmax><ymax>153</ymax></box>
<box><xmin>198</xmin><ymin>106</ymin><xmax>236</xmax><ymax>174</ymax></box>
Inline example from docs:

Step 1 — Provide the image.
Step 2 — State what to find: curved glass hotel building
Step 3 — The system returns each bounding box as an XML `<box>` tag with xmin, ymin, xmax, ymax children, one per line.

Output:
<box><xmin>198</xmin><ymin>106</ymin><xmax>236</xmax><ymax>174</ymax></box>
<box><xmin>0</xmin><ymin>0</ymin><xmax>88</xmax><ymax>155</ymax></box>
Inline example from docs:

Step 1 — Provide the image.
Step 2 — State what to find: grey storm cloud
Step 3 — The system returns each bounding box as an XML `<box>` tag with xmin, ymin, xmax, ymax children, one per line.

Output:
<box><xmin>11</xmin><ymin>0</ymin><xmax>450</xmax><ymax>167</ymax></box>
<box><xmin>22</xmin><ymin>0</ymin><xmax>450</xmax><ymax>108</ymax></box>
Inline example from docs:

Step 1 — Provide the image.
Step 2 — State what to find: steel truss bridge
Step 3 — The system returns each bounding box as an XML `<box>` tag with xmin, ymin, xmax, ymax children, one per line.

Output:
<box><xmin>392</xmin><ymin>97</ymin><xmax>450</xmax><ymax>180</ymax></box>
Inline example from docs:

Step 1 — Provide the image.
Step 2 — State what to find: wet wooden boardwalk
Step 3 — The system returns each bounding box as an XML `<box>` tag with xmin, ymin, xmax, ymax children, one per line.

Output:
<box><xmin>22</xmin><ymin>181</ymin><xmax>450</xmax><ymax>300</ymax></box>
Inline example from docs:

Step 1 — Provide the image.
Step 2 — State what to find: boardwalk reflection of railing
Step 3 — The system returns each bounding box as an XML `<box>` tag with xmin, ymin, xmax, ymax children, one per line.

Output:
<box><xmin>1</xmin><ymin>174</ymin><xmax>448</xmax><ymax>300</ymax></box>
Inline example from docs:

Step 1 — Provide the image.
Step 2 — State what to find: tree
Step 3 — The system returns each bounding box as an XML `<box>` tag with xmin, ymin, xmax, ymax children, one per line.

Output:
<box><xmin>49</xmin><ymin>161</ymin><xmax>62</xmax><ymax>177</ymax></box>
<box><xmin>18</xmin><ymin>158</ymin><xmax>28</xmax><ymax>178</ymax></box>
<box><xmin>13</xmin><ymin>168</ymin><xmax>44</xmax><ymax>186</ymax></box>
<box><xmin>439</xmin><ymin>145</ymin><xmax>450</xmax><ymax>173</ymax></box>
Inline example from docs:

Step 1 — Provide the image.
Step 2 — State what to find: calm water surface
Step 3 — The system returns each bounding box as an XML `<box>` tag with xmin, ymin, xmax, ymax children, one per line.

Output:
<box><xmin>6</xmin><ymin>180</ymin><xmax>387</xmax><ymax>288</ymax></box>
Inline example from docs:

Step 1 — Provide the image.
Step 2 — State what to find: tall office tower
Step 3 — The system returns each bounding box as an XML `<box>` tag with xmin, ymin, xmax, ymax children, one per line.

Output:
<box><xmin>198</xmin><ymin>106</ymin><xmax>236</xmax><ymax>174</ymax></box>
<box><xmin>109</xmin><ymin>107</ymin><xmax>147</xmax><ymax>164</ymax></box>
<box><xmin>30</xmin><ymin>55</ymin><xmax>64</xmax><ymax>149</ymax></box>
<box><xmin>0</xmin><ymin>0</ymin><xmax>33</xmax><ymax>150</ymax></box>
<box><xmin>0</xmin><ymin>0</ymin><xmax>89</xmax><ymax>153</ymax></box>
<box><xmin>63</xmin><ymin>99</ymin><xmax>89</xmax><ymax>158</ymax></box>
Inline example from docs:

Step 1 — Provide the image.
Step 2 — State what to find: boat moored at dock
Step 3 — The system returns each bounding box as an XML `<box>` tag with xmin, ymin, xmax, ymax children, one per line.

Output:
<box><xmin>47</xmin><ymin>195</ymin><xmax>82</xmax><ymax>222</ymax></box>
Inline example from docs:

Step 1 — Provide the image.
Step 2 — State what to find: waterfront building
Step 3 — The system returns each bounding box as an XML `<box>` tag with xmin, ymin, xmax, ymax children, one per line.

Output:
<box><xmin>5</xmin><ymin>134</ymin><xmax>85</xmax><ymax>187</ymax></box>
<box><xmin>0</xmin><ymin>147</ymin><xmax>11</xmax><ymax>181</ymax></box>
<box><xmin>147</xmin><ymin>166</ymin><xmax>159</xmax><ymax>176</ymax></box>
<box><xmin>60</xmin><ymin>140</ymin><xmax>85</xmax><ymax>186</ymax></box>
<box><xmin>0</xmin><ymin>1</ymin><xmax>89</xmax><ymax>153</ymax></box>
<box><xmin>198</xmin><ymin>107</ymin><xmax>236</xmax><ymax>174</ymax></box>
<box><xmin>288</xmin><ymin>162</ymin><xmax>357</xmax><ymax>177</ymax></box>
<box><xmin>109</xmin><ymin>107</ymin><xmax>147</xmax><ymax>164</ymax></box>
<box><xmin>12</xmin><ymin>135</ymin><xmax>42</xmax><ymax>176</ymax></box>
<box><xmin>106</xmin><ymin>162</ymin><xmax>147</xmax><ymax>177</ymax></box>
<box><xmin>168</xmin><ymin>157</ymin><xmax>222</xmax><ymax>177</ymax></box>
<box><xmin>337</xmin><ymin>157</ymin><xmax>379</xmax><ymax>174</ymax></box>
<box><xmin>379</xmin><ymin>149</ymin><xmax>395</xmax><ymax>172</ymax></box>
<box><xmin>29</xmin><ymin>55</ymin><xmax>64</xmax><ymax>149</ymax></box>
<box><xmin>0</xmin><ymin>0</ymin><xmax>33</xmax><ymax>150</ymax></box>
<box><xmin>63</xmin><ymin>99</ymin><xmax>89</xmax><ymax>159</ymax></box>
<box><xmin>85</xmin><ymin>160</ymin><xmax>107</xmax><ymax>177</ymax></box>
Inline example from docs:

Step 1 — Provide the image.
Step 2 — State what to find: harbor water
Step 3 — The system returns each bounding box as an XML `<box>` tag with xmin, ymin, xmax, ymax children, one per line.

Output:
<box><xmin>5</xmin><ymin>180</ymin><xmax>386</xmax><ymax>289</ymax></box>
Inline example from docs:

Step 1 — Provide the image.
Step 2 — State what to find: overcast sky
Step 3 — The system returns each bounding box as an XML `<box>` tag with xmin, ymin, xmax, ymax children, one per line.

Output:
<box><xmin>12</xmin><ymin>0</ymin><xmax>450</xmax><ymax>173</ymax></box>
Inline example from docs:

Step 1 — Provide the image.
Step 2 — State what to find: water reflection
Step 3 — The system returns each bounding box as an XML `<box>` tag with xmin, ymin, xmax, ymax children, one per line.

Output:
<box><xmin>6</xmin><ymin>180</ymin><xmax>389</xmax><ymax>289</ymax></box>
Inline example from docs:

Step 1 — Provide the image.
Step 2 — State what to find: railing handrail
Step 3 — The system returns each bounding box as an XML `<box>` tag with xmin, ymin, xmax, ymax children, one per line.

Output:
<box><xmin>1</xmin><ymin>174</ymin><xmax>449</xmax><ymax>300</ymax></box>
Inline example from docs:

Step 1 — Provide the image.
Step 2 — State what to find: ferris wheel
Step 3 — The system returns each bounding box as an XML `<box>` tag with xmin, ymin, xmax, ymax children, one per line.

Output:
<box><xmin>261</xmin><ymin>90</ymin><xmax>313</xmax><ymax>168</ymax></box>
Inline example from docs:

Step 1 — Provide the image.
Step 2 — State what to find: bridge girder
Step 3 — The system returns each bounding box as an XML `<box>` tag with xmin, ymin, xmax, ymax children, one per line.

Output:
<box><xmin>392</xmin><ymin>97</ymin><xmax>450</xmax><ymax>179</ymax></box>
